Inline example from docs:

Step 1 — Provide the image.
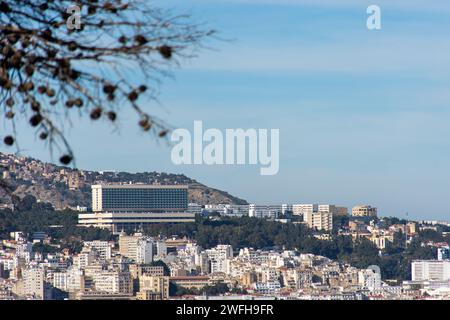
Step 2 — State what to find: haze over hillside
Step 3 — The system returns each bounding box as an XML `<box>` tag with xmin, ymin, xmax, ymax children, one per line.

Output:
<box><xmin>0</xmin><ymin>152</ymin><xmax>247</xmax><ymax>210</ymax></box>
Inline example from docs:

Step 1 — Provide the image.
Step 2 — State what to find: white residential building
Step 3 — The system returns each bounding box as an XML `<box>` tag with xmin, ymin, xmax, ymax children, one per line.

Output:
<box><xmin>281</xmin><ymin>204</ymin><xmax>293</xmax><ymax>215</ymax></box>
<box><xmin>136</xmin><ymin>239</ymin><xmax>153</xmax><ymax>264</ymax></box>
<box><xmin>188</xmin><ymin>203</ymin><xmax>203</xmax><ymax>215</ymax></box>
<box><xmin>93</xmin><ymin>271</ymin><xmax>132</xmax><ymax>294</ymax></box>
<box><xmin>53</xmin><ymin>269</ymin><xmax>84</xmax><ymax>292</ymax></box>
<box><xmin>412</xmin><ymin>260</ymin><xmax>450</xmax><ymax>281</ymax></box>
<box><xmin>74</xmin><ymin>247</ymin><xmax>96</xmax><ymax>269</ymax></box>
<box><xmin>358</xmin><ymin>268</ymin><xmax>381</xmax><ymax>291</ymax></box>
<box><xmin>303</xmin><ymin>211</ymin><xmax>333</xmax><ymax>232</ymax></box>
<box><xmin>312</xmin><ymin>211</ymin><xmax>333</xmax><ymax>231</ymax></box>
<box><xmin>84</xmin><ymin>241</ymin><xmax>112</xmax><ymax>261</ymax></box>
<box><xmin>16</xmin><ymin>240</ymin><xmax>33</xmax><ymax>263</ymax></box>
<box><xmin>292</xmin><ymin>204</ymin><xmax>318</xmax><ymax>216</ymax></box>
<box><xmin>22</xmin><ymin>267</ymin><xmax>45</xmax><ymax>299</ymax></box>
<box><xmin>248</xmin><ymin>204</ymin><xmax>281</xmax><ymax>219</ymax></box>
<box><xmin>119</xmin><ymin>232</ymin><xmax>154</xmax><ymax>263</ymax></box>
<box><xmin>205</xmin><ymin>245</ymin><xmax>233</xmax><ymax>274</ymax></box>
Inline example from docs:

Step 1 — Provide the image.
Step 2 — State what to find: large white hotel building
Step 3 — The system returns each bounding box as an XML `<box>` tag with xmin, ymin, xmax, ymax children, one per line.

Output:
<box><xmin>79</xmin><ymin>184</ymin><xmax>195</xmax><ymax>233</ymax></box>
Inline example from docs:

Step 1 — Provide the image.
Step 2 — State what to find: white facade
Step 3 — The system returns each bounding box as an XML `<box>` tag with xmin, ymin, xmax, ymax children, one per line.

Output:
<box><xmin>281</xmin><ymin>204</ymin><xmax>293</xmax><ymax>215</ymax></box>
<box><xmin>204</xmin><ymin>204</ymin><xmax>249</xmax><ymax>216</ymax></box>
<box><xmin>205</xmin><ymin>245</ymin><xmax>233</xmax><ymax>274</ymax></box>
<box><xmin>303</xmin><ymin>211</ymin><xmax>333</xmax><ymax>232</ymax></box>
<box><xmin>311</xmin><ymin>211</ymin><xmax>333</xmax><ymax>231</ymax></box>
<box><xmin>119</xmin><ymin>233</ymin><xmax>155</xmax><ymax>263</ymax></box>
<box><xmin>22</xmin><ymin>267</ymin><xmax>45</xmax><ymax>299</ymax></box>
<box><xmin>74</xmin><ymin>247</ymin><xmax>96</xmax><ymax>269</ymax></box>
<box><xmin>248</xmin><ymin>204</ymin><xmax>281</xmax><ymax>219</ymax></box>
<box><xmin>292</xmin><ymin>204</ymin><xmax>318</xmax><ymax>216</ymax></box>
<box><xmin>358</xmin><ymin>269</ymin><xmax>381</xmax><ymax>291</ymax></box>
<box><xmin>16</xmin><ymin>241</ymin><xmax>33</xmax><ymax>263</ymax></box>
<box><xmin>53</xmin><ymin>269</ymin><xmax>84</xmax><ymax>292</ymax></box>
<box><xmin>412</xmin><ymin>260</ymin><xmax>450</xmax><ymax>281</ymax></box>
<box><xmin>79</xmin><ymin>212</ymin><xmax>195</xmax><ymax>233</ymax></box>
<box><xmin>84</xmin><ymin>241</ymin><xmax>112</xmax><ymax>261</ymax></box>
<box><xmin>188</xmin><ymin>203</ymin><xmax>203</xmax><ymax>215</ymax></box>
<box><xmin>318</xmin><ymin>204</ymin><xmax>337</xmax><ymax>214</ymax></box>
<box><xmin>93</xmin><ymin>271</ymin><xmax>132</xmax><ymax>294</ymax></box>
<box><xmin>156</xmin><ymin>240</ymin><xmax>167</xmax><ymax>257</ymax></box>
<box><xmin>136</xmin><ymin>239</ymin><xmax>154</xmax><ymax>264</ymax></box>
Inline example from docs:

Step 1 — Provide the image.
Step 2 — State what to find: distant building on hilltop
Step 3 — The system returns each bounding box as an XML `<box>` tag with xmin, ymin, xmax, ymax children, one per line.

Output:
<box><xmin>79</xmin><ymin>184</ymin><xmax>194</xmax><ymax>233</ymax></box>
<box><xmin>352</xmin><ymin>205</ymin><xmax>377</xmax><ymax>218</ymax></box>
<box><xmin>91</xmin><ymin>184</ymin><xmax>188</xmax><ymax>212</ymax></box>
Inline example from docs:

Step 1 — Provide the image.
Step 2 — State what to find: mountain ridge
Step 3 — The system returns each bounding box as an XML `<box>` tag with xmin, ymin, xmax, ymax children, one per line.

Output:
<box><xmin>0</xmin><ymin>152</ymin><xmax>248</xmax><ymax>209</ymax></box>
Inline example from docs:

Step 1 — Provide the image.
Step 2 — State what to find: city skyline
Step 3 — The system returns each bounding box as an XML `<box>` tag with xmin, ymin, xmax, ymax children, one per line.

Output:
<box><xmin>5</xmin><ymin>0</ymin><xmax>450</xmax><ymax>221</ymax></box>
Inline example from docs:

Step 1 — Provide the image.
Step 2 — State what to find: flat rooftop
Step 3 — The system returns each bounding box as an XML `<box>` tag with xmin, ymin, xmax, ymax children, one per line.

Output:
<box><xmin>91</xmin><ymin>184</ymin><xmax>188</xmax><ymax>189</ymax></box>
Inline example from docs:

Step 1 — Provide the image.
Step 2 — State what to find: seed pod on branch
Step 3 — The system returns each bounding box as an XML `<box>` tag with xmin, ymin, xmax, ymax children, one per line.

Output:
<box><xmin>0</xmin><ymin>0</ymin><xmax>215</xmax><ymax>166</ymax></box>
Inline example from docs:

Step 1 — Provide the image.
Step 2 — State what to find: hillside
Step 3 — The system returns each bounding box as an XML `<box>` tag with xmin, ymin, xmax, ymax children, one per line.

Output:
<box><xmin>0</xmin><ymin>152</ymin><xmax>247</xmax><ymax>209</ymax></box>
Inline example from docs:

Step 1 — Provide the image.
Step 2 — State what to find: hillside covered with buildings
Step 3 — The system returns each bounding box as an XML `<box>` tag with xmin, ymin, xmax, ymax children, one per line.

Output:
<box><xmin>0</xmin><ymin>152</ymin><xmax>247</xmax><ymax>210</ymax></box>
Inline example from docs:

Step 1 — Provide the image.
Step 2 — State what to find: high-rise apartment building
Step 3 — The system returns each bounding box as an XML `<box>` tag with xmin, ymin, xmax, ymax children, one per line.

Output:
<box><xmin>119</xmin><ymin>233</ymin><xmax>153</xmax><ymax>264</ymax></box>
<box><xmin>307</xmin><ymin>211</ymin><xmax>333</xmax><ymax>232</ymax></box>
<box><xmin>205</xmin><ymin>245</ymin><xmax>233</xmax><ymax>274</ymax></box>
<box><xmin>22</xmin><ymin>267</ymin><xmax>46</xmax><ymax>299</ymax></box>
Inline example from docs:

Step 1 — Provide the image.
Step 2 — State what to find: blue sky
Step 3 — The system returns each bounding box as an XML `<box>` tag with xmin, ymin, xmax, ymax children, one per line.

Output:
<box><xmin>4</xmin><ymin>0</ymin><xmax>450</xmax><ymax>220</ymax></box>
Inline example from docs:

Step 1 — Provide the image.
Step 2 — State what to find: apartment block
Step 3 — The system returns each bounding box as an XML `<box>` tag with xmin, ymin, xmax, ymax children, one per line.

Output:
<box><xmin>352</xmin><ymin>205</ymin><xmax>377</xmax><ymax>217</ymax></box>
<box><xmin>412</xmin><ymin>260</ymin><xmax>450</xmax><ymax>281</ymax></box>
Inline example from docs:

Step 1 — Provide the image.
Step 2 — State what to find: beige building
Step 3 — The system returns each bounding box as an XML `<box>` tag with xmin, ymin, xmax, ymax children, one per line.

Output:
<box><xmin>407</xmin><ymin>222</ymin><xmax>417</xmax><ymax>235</ymax></box>
<box><xmin>129</xmin><ymin>265</ymin><xmax>164</xmax><ymax>279</ymax></box>
<box><xmin>369</xmin><ymin>234</ymin><xmax>393</xmax><ymax>249</ymax></box>
<box><xmin>138</xmin><ymin>275</ymin><xmax>170</xmax><ymax>299</ymax></box>
<box><xmin>136</xmin><ymin>290</ymin><xmax>163</xmax><ymax>300</ymax></box>
<box><xmin>93</xmin><ymin>271</ymin><xmax>133</xmax><ymax>295</ymax></box>
<box><xmin>118</xmin><ymin>232</ymin><xmax>153</xmax><ymax>264</ymax></box>
<box><xmin>21</xmin><ymin>267</ymin><xmax>46</xmax><ymax>300</ymax></box>
<box><xmin>169</xmin><ymin>276</ymin><xmax>211</xmax><ymax>290</ymax></box>
<box><xmin>319</xmin><ymin>205</ymin><xmax>348</xmax><ymax>216</ymax></box>
<box><xmin>304</xmin><ymin>211</ymin><xmax>333</xmax><ymax>232</ymax></box>
<box><xmin>352</xmin><ymin>205</ymin><xmax>377</xmax><ymax>217</ymax></box>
